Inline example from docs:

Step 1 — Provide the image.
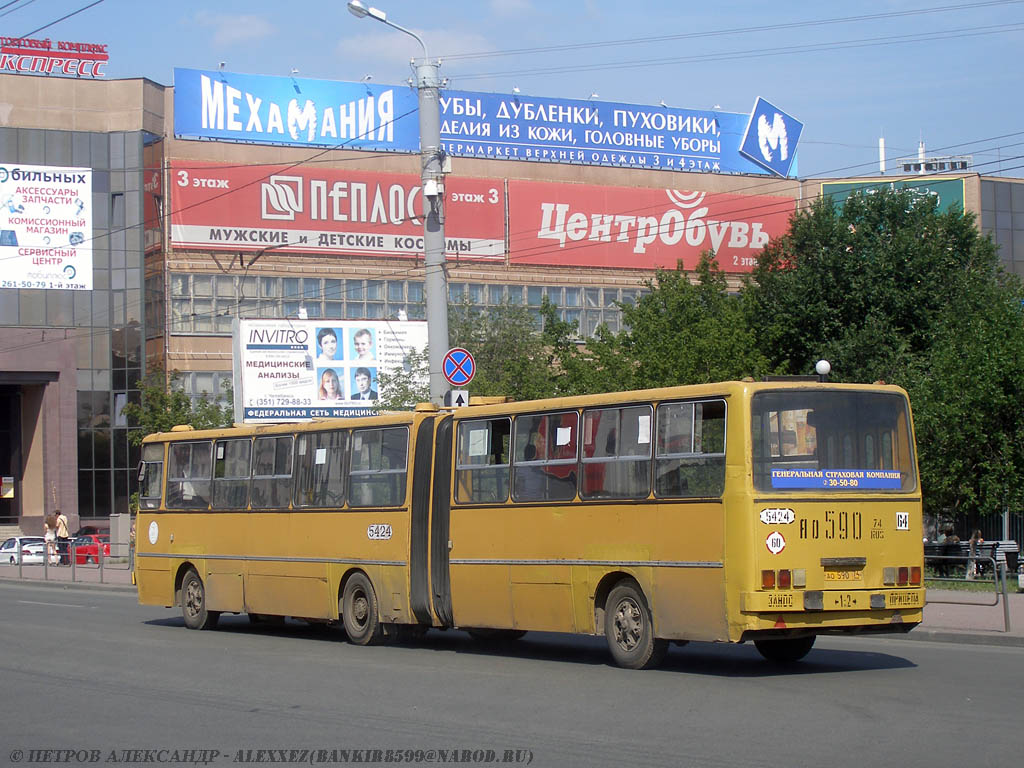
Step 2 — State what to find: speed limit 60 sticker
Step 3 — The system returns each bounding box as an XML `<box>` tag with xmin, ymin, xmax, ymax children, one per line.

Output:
<box><xmin>765</xmin><ymin>531</ymin><xmax>786</xmax><ymax>554</ymax></box>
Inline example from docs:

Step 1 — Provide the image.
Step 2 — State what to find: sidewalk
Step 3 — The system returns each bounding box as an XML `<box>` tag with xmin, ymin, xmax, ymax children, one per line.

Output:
<box><xmin>0</xmin><ymin>560</ymin><xmax>136</xmax><ymax>592</ymax></box>
<box><xmin>2</xmin><ymin>564</ymin><xmax>1022</xmax><ymax>647</ymax></box>
<box><xmin>905</xmin><ymin>587</ymin><xmax>1024</xmax><ymax>647</ymax></box>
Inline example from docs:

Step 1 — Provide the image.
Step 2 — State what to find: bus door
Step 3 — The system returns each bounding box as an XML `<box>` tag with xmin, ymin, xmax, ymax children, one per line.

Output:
<box><xmin>445</xmin><ymin>414</ymin><xmax>516</xmax><ymax>630</ymax></box>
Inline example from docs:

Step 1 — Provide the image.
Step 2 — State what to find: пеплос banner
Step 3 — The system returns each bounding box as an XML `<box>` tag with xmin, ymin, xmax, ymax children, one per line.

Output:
<box><xmin>173</xmin><ymin>69</ymin><xmax>799</xmax><ymax>177</ymax></box>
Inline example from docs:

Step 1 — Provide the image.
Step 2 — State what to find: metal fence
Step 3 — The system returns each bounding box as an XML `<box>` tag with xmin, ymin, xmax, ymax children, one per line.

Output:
<box><xmin>2</xmin><ymin>541</ymin><xmax>133</xmax><ymax>585</ymax></box>
<box><xmin>926</xmin><ymin>510</ymin><xmax>1024</xmax><ymax>545</ymax></box>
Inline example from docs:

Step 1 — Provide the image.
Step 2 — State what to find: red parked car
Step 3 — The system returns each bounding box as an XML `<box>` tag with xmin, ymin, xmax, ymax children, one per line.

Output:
<box><xmin>72</xmin><ymin>534</ymin><xmax>110</xmax><ymax>564</ymax></box>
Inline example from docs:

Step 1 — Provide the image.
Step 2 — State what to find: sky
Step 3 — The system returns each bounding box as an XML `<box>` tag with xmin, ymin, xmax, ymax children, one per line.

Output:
<box><xmin>6</xmin><ymin>0</ymin><xmax>1024</xmax><ymax>179</ymax></box>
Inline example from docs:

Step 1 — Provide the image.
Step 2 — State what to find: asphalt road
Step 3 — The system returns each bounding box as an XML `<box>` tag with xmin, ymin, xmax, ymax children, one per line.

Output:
<box><xmin>1</xmin><ymin>581</ymin><xmax>1019</xmax><ymax>768</ymax></box>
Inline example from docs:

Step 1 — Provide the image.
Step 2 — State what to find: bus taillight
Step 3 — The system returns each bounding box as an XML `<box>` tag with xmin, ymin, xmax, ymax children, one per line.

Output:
<box><xmin>762</xmin><ymin>570</ymin><xmax>776</xmax><ymax>589</ymax></box>
<box><xmin>777</xmin><ymin>569</ymin><xmax>792</xmax><ymax>589</ymax></box>
<box><xmin>897</xmin><ymin>567</ymin><xmax>909</xmax><ymax>585</ymax></box>
<box><xmin>910</xmin><ymin>566</ymin><xmax>922</xmax><ymax>585</ymax></box>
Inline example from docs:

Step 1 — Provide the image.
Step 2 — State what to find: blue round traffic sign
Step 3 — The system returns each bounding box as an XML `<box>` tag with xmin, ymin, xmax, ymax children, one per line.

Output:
<box><xmin>442</xmin><ymin>347</ymin><xmax>475</xmax><ymax>387</ymax></box>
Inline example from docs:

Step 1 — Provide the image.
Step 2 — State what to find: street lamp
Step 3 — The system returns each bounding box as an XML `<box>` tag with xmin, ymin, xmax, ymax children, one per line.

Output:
<box><xmin>346</xmin><ymin>0</ymin><xmax>450</xmax><ymax>405</ymax></box>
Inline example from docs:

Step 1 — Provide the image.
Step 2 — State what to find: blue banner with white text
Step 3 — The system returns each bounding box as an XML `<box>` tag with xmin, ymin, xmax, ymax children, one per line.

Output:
<box><xmin>174</xmin><ymin>68</ymin><xmax>799</xmax><ymax>176</ymax></box>
<box><xmin>173</xmin><ymin>68</ymin><xmax>421</xmax><ymax>152</ymax></box>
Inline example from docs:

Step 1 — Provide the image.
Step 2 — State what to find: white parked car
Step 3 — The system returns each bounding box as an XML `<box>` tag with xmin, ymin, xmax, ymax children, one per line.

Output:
<box><xmin>0</xmin><ymin>536</ymin><xmax>48</xmax><ymax>565</ymax></box>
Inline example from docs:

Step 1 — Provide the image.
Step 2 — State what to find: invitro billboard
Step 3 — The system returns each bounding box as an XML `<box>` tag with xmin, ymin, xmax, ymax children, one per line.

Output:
<box><xmin>234</xmin><ymin>318</ymin><xmax>427</xmax><ymax>422</ymax></box>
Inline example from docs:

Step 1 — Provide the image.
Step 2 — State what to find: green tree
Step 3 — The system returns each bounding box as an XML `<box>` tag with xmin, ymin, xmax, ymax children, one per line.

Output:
<box><xmin>904</xmin><ymin>270</ymin><xmax>1024</xmax><ymax>517</ymax></box>
<box><xmin>743</xmin><ymin>187</ymin><xmax>1024</xmax><ymax>518</ymax></box>
<box><xmin>377</xmin><ymin>300</ymin><xmax>572</xmax><ymax>410</ymax></box>
<box><xmin>551</xmin><ymin>253</ymin><xmax>770</xmax><ymax>395</ymax></box>
<box><xmin>122</xmin><ymin>367</ymin><xmax>234</xmax><ymax>444</ymax></box>
<box><xmin>744</xmin><ymin>188</ymin><xmax>998</xmax><ymax>382</ymax></box>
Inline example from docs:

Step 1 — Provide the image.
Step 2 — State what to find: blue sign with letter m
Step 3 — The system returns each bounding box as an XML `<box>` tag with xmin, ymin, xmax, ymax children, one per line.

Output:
<box><xmin>739</xmin><ymin>97</ymin><xmax>803</xmax><ymax>178</ymax></box>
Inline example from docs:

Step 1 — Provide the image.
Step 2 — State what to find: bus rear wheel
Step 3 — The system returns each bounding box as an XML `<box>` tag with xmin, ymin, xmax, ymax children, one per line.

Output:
<box><xmin>342</xmin><ymin>572</ymin><xmax>383</xmax><ymax>646</ymax></box>
<box><xmin>181</xmin><ymin>569</ymin><xmax>219</xmax><ymax>630</ymax></box>
<box><xmin>605</xmin><ymin>582</ymin><xmax>667</xmax><ymax>670</ymax></box>
<box><xmin>754</xmin><ymin>635</ymin><xmax>815</xmax><ymax>663</ymax></box>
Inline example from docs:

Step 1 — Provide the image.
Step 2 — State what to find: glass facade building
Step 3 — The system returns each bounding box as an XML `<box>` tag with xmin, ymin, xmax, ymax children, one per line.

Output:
<box><xmin>0</xmin><ymin>126</ymin><xmax>149</xmax><ymax>525</ymax></box>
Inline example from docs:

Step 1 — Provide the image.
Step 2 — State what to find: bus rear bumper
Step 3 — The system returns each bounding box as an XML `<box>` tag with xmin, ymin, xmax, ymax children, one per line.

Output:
<box><xmin>741</xmin><ymin>588</ymin><xmax>925</xmax><ymax>613</ymax></box>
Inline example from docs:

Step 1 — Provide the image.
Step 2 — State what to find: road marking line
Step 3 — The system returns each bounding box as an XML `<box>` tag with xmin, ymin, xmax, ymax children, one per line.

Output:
<box><xmin>18</xmin><ymin>600</ymin><xmax>87</xmax><ymax>608</ymax></box>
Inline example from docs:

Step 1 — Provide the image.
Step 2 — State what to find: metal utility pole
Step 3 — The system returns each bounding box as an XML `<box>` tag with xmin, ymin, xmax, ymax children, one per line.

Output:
<box><xmin>346</xmin><ymin>1</ymin><xmax>449</xmax><ymax>404</ymax></box>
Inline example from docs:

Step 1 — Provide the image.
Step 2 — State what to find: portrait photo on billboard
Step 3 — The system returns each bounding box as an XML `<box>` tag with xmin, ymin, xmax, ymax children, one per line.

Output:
<box><xmin>315</xmin><ymin>326</ymin><xmax>343</xmax><ymax>364</ymax></box>
<box><xmin>350</xmin><ymin>367</ymin><xmax>378</xmax><ymax>401</ymax></box>
<box><xmin>316</xmin><ymin>367</ymin><xmax>345</xmax><ymax>401</ymax></box>
<box><xmin>350</xmin><ymin>327</ymin><xmax>376</xmax><ymax>361</ymax></box>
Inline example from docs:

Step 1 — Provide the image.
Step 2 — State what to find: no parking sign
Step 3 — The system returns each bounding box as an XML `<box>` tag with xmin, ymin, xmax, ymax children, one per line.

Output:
<box><xmin>442</xmin><ymin>348</ymin><xmax>475</xmax><ymax>387</ymax></box>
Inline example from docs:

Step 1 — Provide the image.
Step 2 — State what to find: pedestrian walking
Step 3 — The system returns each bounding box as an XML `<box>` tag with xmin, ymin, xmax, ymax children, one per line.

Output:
<box><xmin>55</xmin><ymin>509</ymin><xmax>70</xmax><ymax>565</ymax></box>
<box><xmin>43</xmin><ymin>514</ymin><xmax>57</xmax><ymax>565</ymax></box>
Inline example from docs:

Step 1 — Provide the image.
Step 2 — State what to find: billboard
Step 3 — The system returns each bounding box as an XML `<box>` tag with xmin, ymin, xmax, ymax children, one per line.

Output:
<box><xmin>508</xmin><ymin>181</ymin><xmax>794</xmax><ymax>272</ymax></box>
<box><xmin>173</xmin><ymin>68</ymin><xmax>801</xmax><ymax>177</ymax></box>
<box><xmin>169</xmin><ymin>161</ymin><xmax>505</xmax><ymax>260</ymax></box>
<box><xmin>173</xmin><ymin>68</ymin><xmax>420</xmax><ymax>152</ymax></box>
<box><xmin>0</xmin><ymin>163</ymin><xmax>92</xmax><ymax>290</ymax></box>
<box><xmin>738</xmin><ymin>97</ymin><xmax>803</xmax><ymax>178</ymax></box>
<box><xmin>234</xmin><ymin>318</ymin><xmax>428</xmax><ymax>422</ymax></box>
<box><xmin>821</xmin><ymin>178</ymin><xmax>965</xmax><ymax>214</ymax></box>
<box><xmin>437</xmin><ymin>91</ymin><xmax>778</xmax><ymax>175</ymax></box>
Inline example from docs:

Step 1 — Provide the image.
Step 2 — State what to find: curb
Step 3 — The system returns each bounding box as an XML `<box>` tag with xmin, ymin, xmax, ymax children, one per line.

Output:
<box><xmin>0</xmin><ymin>577</ymin><xmax>137</xmax><ymax>594</ymax></box>
<box><xmin>893</xmin><ymin>628</ymin><xmax>1024</xmax><ymax>648</ymax></box>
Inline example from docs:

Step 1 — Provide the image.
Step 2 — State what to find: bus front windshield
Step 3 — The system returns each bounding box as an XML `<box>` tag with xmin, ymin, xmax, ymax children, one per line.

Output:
<box><xmin>751</xmin><ymin>390</ymin><xmax>917</xmax><ymax>492</ymax></box>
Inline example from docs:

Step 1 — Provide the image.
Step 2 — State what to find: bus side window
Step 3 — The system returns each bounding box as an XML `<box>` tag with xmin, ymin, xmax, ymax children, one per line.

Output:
<box><xmin>294</xmin><ymin>430</ymin><xmax>348</xmax><ymax>508</ymax></box>
<box><xmin>166</xmin><ymin>441</ymin><xmax>213</xmax><ymax>510</ymax></box>
<box><xmin>251</xmin><ymin>436</ymin><xmax>294</xmax><ymax>509</ymax></box>
<box><xmin>455</xmin><ymin>417</ymin><xmax>511</xmax><ymax>504</ymax></box>
<box><xmin>350</xmin><ymin>427</ymin><xmax>408</xmax><ymax>507</ymax></box>
<box><xmin>512</xmin><ymin>412</ymin><xmax>578</xmax><ymax>502</ymax></box>
<box><xmin>138</xmin><ymin>443</ymin><xmax>164</xmax><ymax>509</ymax></box>
<box><xmin>212</xmin><ymin>438</ymin><xmax>251</xmax><ymax>509</ymax></box>
<box><xmin>654</xmin><ymin>400</ymin><xmax>726</xmax><ymax>498</ymax></box>
<box><xmin>581</xmin><ymin>405</ymin><xmax>652</xmax><ymax>499</ymax></box>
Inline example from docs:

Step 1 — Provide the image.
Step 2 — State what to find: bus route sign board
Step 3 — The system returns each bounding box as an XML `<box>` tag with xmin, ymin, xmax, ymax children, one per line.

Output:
<box><xmin>442</xmin><ymin>348</ymin><xmax>475</xmax><ymax>387</ymax></box>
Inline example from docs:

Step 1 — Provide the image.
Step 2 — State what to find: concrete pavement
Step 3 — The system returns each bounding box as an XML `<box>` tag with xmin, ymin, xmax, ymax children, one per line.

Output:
<box><xmin>3</xmin><ymin>562</ymin><xmax>1023</xmax><ymax>647</ymax></box>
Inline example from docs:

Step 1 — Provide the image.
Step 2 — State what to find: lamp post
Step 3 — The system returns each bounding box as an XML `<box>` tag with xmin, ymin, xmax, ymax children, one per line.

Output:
<box><xmin>346</xmin><ymin>0</ymin><xmax>449</xmax><ymax>405</ymax></box>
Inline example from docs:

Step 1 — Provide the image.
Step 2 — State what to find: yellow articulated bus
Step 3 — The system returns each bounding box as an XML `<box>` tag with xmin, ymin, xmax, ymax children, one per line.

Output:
<box><xmin>135</xmin><ymin>379</ymin><xmax>924</xmax><ymax>669</ymax></box>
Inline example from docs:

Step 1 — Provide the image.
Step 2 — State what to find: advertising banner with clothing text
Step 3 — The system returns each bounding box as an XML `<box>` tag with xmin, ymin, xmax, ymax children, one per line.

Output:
<box><xmin>507</xmin><ymin>180</ymin><xmax>795</xmax><ymax>272</ymax></box>
<box><xmin>234</xmin><ymin>318</ymin><xmax>427</xmax><ymax>423</ymax></box>
<box><xmin>173</xmin><ymin>68</ymin><xmax>803</xmax><ymax>177</ymax></box>
<box><xmin>169</xmin><ymin>161</ymin><xmax>505</xmax><ymax>260</ymax></box>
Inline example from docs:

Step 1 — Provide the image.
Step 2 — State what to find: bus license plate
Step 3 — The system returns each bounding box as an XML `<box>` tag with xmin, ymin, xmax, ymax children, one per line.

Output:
<box><xmin>824</xmin><ymin>570</ymin><xmax>862</xmax><ymax>582</ymax></box>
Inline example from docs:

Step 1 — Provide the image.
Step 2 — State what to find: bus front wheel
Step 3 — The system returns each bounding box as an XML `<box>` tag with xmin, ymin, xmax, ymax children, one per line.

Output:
<box><xmin>342</xmin><ymin>572</ymin><xmax>383</xmax><ymax>645</ymax></box>
<box><xmin>181</xmin><ymin>569</ymin><xmax>219</xmax><ymax>630</ymax></box>
<box><xmin>754</xmin><ymin>635</ymin><xmax>815</xmax><ymax>663</ymax></box>
<box><xmin>604</xmin><ymin>582</ymin><xmax>667</xmax><ymax>670</ymax></box>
